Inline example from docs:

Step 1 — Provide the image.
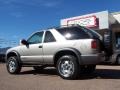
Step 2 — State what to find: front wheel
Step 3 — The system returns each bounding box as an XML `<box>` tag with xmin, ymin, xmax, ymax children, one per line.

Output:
<box><xmin>57</xmin><ymin>55</ymin><xmax>79</xmax><ymax>80</ymax></box>
<box><xmin>6</xmin><ymin>56</ymin><xmax>21</xmax><ymax>74</ymax></box>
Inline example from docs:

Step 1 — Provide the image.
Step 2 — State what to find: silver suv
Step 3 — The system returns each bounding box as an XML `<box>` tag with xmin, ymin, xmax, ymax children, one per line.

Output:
<box><xmin>6</xmin><ymin>25</ymin><xmax>103</xmax><ymax>79</ymax></box>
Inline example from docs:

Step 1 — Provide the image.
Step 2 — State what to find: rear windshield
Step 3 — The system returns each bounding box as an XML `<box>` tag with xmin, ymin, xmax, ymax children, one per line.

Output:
<box><xmin>57</xmin><ymin>27</ymin><xmax>90</xmax><ymax>40</ymax></box>
<box><xmin>81</xmin><ymin>27</ymin><xmax>103</xmax><ymax>40</ymax></box>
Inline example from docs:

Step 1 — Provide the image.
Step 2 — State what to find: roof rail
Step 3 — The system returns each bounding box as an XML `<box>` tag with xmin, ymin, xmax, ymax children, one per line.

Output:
<box><xmin>61</xmin><ymin>24</ymin><xmax>80</xmax><ymax>27</ymax></box>
<box><xmin>47</xmin><ymin>24</ymin><xmax>81</xmax><ymax>29</ymax></box>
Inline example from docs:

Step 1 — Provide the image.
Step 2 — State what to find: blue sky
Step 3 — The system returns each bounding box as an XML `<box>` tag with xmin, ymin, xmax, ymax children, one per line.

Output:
<box><xmin>0</xmin><ymin>0</ymin><xmax>120</xmax><ymax>47</ymax></box>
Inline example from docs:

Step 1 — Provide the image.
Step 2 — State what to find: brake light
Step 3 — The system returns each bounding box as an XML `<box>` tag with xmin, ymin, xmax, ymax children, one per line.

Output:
<box><xmin>91</xmin><ymin>40</ymin><xmax>97</xmax><ymax>49</ymax></box>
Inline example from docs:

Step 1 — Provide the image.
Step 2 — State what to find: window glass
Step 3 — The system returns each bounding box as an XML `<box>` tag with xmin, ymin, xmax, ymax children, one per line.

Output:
<box><xmin>27</xmin><ymin>32</ymin><xmax>43</xmax><ymax>44</ymax></box>
<box><xmin>57</xmin><ymin>27</ymin><xmax>90</xmax><ymax>40</ymax></box>
<box><xmin>81</xmin><ymin>26</ymin><xmax>103</xmax><ymax>40</ymax></box>
<box><xmin>44</xmin><ymin>31</ymin><xmax>56</xmax><ymax>43</ymax></box>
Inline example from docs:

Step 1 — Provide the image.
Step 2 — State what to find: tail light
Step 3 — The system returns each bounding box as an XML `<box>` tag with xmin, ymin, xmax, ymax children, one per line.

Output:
<box><xmin>91</xmin><ymin>40</ymin><xmax>97</xmax><ymax>49</ymax></box>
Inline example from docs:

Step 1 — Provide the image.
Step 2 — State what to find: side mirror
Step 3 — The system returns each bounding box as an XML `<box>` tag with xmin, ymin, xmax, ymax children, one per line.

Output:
<box><xmin>20</xmin><ymin>39</ymin><xmax>28</xmax><ymax>45</ymax></box>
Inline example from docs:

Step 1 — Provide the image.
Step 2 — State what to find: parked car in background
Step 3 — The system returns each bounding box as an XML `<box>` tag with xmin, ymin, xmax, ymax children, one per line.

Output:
<box><xmin>0</xmin><ymin>47</ymin><xmax>11</xmax><ymax>62</ymax></box>
<box><xmin>100</xmin><ymin>30</ymin><xmax>120</xmax><ymax>65</ymax></box>
<box><xmin>0</xmin><ymin>54</ymin><xmax>5</xmax><ymax>62</ymax></box>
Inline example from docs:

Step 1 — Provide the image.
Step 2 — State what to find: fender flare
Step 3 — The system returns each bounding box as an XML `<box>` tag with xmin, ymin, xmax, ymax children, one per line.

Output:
<box><xmin>53</xmin><ymin>47</ymin><xmax>83</xmax><ymax>65</ymax></box>
<box><xmin>6</xmin><ymin>50</ymin><xmax>22</xmax><ymax>64</ymax></box>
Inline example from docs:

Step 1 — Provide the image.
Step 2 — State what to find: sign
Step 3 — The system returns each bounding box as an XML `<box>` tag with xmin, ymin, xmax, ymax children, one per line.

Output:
<box><xmin>67</xmin><ymin>16</ymin><xmax>97</xmax><ymax>28</ymax></box>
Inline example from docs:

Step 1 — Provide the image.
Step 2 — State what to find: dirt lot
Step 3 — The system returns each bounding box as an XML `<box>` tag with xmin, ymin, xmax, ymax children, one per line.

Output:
<box><xmin>0</xmin><ymin>63</ymin><xmax>120</xmax><ymax>90</ymax></box>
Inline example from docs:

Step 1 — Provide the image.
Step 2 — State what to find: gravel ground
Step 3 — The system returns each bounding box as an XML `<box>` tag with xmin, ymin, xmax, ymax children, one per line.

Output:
<box><xmin>0</xmin><ymin>63</ymin><xmax>120</xmax><ymax>90</ymax></box>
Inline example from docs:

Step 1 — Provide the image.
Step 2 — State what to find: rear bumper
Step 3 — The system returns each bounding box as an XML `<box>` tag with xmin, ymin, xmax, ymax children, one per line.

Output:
<box><xmin>80</xmin><ymin>53</ymin><xmax>104</xmax><ymax>65</ymax></box>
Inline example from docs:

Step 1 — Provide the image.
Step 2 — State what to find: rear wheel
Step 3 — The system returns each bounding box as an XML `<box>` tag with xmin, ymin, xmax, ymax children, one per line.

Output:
<box><xmin>6</xmin><ymin>56</ymin><xmax>21</xmax><ymax>74</ymax></box>
<box><xmin>57</xmin><ymin>55</ymin><xmax>79</xmax><ymax>80</ymax></box>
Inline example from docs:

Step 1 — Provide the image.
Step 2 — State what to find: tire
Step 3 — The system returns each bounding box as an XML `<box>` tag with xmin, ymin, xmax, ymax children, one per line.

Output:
<box><xmin>6</xmin><ymin>56</ymin><xmax>21</xmax><ymax>74</ymax></box>
<box><xmin>56</xmin><ymin>55</ymin><xmax>79</xmax><ymax>80</ymax></box>
<box><xmin>80</xmin><ymin>65</ymin><xmax>96</xmax><ymax>74</ymax></box>
<box><xmin>33</xmin><ymin>66</ymin><xmax>46</xmax><ymax>71</ymax></box>
<box><xmin>116</xmin><ymin>56</ymin><xmax>120</xmax><ymax>65</ymax></box>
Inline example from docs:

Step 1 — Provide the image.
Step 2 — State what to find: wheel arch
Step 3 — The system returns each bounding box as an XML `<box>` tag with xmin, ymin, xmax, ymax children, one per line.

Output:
<box><xmin>6</xmin><ymin>51</ymin><xmax>21</xmax><ymax>63</ymax></box>
<box><xmin>53</xmin><ymin>48</ymin><xmax>82</xmax><ymax>66</ymax></box>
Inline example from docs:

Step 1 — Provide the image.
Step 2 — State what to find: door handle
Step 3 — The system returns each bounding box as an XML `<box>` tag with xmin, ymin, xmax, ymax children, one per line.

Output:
<box><xmin>39</xmin><ymin>45</ymin><xmax>43</xmax><ymax>48</ymax></box>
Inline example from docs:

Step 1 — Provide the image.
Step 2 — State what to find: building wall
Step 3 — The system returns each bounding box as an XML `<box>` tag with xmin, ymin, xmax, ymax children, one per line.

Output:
<box><xmin>112</xmin><ymin>12</ymin><xmax>120</xmax><ymax>23</ymax></box>
<box><xmin>61</xmin><ymin>11</ymin><xmax>110</xmax><ymax>30</ymax></box>
<box><xmin>61</xmin><ymin>11</ymin><xmax>118</xmax><ymax>30</ymax></box>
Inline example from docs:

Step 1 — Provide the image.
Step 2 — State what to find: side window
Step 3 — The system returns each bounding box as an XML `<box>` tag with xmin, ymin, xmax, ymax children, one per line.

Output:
<box><xmin>57</xmin><ymin>27</ymin><xmax>90</xmax><ymax>40</ymax></box>
<box><xmin>44</xmin><ymin>31</ymin><xmax>56</xmax><ymax>43</ymax></box>
<box><xmin>27</xmin><ymin>32</ymin><xmax>43</xmax><ymax>44</ymax></box>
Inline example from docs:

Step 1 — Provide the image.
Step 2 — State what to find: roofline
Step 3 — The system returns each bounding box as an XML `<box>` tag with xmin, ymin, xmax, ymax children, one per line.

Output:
<box><xmin>111</xmin><ymin>11</ymin><xmax>120</xmax><ymax>15</ymax></box>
